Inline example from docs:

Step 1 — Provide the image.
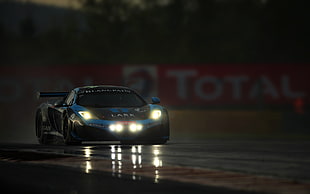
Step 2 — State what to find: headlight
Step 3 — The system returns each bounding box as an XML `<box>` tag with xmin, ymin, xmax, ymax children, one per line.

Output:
<box><xmin>78</xmin><ymin>111</ymin><xmax>92</xmax><ymax>119</ymax></box>
<box><xmin>151</xmin><ymin>110</ymin><xmax>162</xmax><ymax>120</ymax></box>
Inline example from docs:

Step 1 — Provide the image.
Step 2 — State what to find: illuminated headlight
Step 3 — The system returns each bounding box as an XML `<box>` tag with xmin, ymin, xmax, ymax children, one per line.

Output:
<box><xmin>151</xmin><ymin>110</ymin><xmax>162</xmax><ymax>120</ymax></box>
<box><xmin>109</xmin><ymin>124</ymin><xmax>123</xmax><ymax>132</ymax></box>
<box><xmin>78</xmin><ymin>111</ymin><xmax>92</xmax><ymax>119</ymax></box>
<box><xmin>129</xmin><ymin>124</ymin><xmax>143</xmax><ymax>132</ymax></box>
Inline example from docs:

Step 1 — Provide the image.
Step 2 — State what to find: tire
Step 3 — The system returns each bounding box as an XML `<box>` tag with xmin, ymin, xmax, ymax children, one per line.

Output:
<box><xmin>36</xmin><ymin>112</ymin><xmax>51</xmax><ymax>144</ymax></box>
<box><xmin>63</xmin><ymin>116</ymin><xmax>81</xmax><ymax>145</ymax></box>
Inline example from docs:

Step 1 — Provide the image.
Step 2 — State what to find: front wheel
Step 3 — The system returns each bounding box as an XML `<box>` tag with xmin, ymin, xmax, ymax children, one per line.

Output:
<box><xmin>63</xmin><ymin>117</ymin><xmax>81</xmax><ymax>145</ymax></box>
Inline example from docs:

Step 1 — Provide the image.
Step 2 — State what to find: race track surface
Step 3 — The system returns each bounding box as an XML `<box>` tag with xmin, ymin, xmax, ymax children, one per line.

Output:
<box><xmin>0</xmin><ymin>140</ymin><xmax>310</xmax><ymax>194</ymax></box>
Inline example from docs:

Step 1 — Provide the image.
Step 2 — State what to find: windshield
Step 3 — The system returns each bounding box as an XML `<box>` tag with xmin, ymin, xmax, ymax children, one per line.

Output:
<box><xmin>77</xmin><ymin>93</ymin><xmax>146</xmax><ymax>107</ymax></box>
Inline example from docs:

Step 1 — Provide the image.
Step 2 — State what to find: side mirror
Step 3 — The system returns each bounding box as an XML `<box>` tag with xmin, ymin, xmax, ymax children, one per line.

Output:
<box><xmin>151</xmin><ymin>97</ymin><xmax>160</xmax><ymax>104</ymax></box>
<box><xmin>54</xmin><ymin>100</ymin><xmax>66</xmax><ymax>107</ymax></box>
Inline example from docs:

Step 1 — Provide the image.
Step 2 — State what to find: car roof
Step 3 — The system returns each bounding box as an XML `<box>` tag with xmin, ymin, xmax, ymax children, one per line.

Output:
<box><xmin>77</xmin><ymin>85</ymin><xmax>130</xmax><ymax>90</ymax></box>
<box><xmin>74</xmin><ymin>85</ymin><xmax>135</xmax><ymax>94</ymax></box>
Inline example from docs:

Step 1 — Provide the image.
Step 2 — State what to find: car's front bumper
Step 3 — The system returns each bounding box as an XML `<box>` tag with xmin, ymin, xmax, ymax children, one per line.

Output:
<box><xmin>71</xmin><ymin>119</ymin><xmax>169</xmax><ymax>142</ymax></box>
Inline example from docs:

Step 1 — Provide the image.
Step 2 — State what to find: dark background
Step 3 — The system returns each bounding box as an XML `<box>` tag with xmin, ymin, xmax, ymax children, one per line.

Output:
<box><xmin>0</xmin><ymin>0</ymin><xmax>309</xmax><ymax>142</ymax></box>
<box><xmin>1</xmin><ymin>0</ymin><xmax>310</xmax><ymax>65</ymax></box>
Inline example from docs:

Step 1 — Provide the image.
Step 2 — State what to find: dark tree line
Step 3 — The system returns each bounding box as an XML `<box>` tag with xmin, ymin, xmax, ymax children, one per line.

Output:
<box><xmin>1</xmin><ymin>0</ymin><xmax>310</xmax><ymax>65</ymax></box>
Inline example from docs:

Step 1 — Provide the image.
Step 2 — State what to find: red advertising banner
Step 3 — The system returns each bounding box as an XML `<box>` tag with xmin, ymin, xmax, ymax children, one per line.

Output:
<box><xmin>157</xmin><ymin>65</ymin><xmax>310</xmax><ymax>106</ymax></box>
<box><xmin>0</xmin><ymin>65</ymin><xmax>309</xmax><ymax>108</ymax></box>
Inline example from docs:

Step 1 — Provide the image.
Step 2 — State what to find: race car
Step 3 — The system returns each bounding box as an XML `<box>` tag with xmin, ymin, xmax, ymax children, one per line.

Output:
<box><xmin>35</xmin><ymin>85</ymin><xmax>170</xmax><ymax>145</ymax></box>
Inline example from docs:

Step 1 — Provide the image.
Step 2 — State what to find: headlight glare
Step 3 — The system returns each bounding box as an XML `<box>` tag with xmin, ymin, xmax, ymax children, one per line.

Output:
<box><xmin>129</xmin><ymin>124</ymin><xmax>143</xmax><ymax>132</ymax></box>
<box><xmin>129</xmin><ymin>124</ymin><xmax>137</xmax><ymax>132</ymax></box>
<box><xmin>78</xmin><ymin>111</ymin><xmax>92</xmax><ymax>119</ymax></box>
<box><xmin>137</xmin><ymin>124</ymin><xmax>143</xmax><ymax>130</ymax></box>
<box><xmin>109</xmin><ymin>124</ymin><xmax>116</xmax><ymax>132</ymax></box>
<box><xmin>116</xmin><ymin>124</ymin><xmax>123</xmax><ymax>132</ymax></box>
<box><xmin>151</xmin><ymin>110</ymin><xmax>162</xmax><ymax>120</ymax></box>
<box><xmin>109</xmin><ymin>124</ymin><xmax>123</xmax><ymax>132</ymax></box>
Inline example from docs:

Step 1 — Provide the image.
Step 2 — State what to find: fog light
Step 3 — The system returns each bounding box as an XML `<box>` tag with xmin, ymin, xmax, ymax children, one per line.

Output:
<box><xmin>129</xmin><ymin>124</ymin><xmax>137</xmax><ymax>132</ymax></box>
<box><xmin>137</xmin><ymin>124</ymin><xmax>143</xmax><ymax>131</ymax></box>
<box><xmin>129</xmin><ymin>124</ymin><xmax>143</xmax><ymax>132</ymax></box>
<box><xmin>110</xmin><ymin>124</ymin><xmax>123</xmax><ymax>132</ymax></box>
<box><xmin>109</xmin><ymin>125</ymin><xmax>116</xmax><ymax>132</ymax></box>
<box><xmin>116</xmin><ymin>124</ymin><xmax>123</xmax><ymax>132</ymax></box>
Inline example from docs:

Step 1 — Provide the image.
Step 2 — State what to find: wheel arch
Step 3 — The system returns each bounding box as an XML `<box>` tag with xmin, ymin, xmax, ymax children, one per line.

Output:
<box><xmin>35</xmin><ymin>108</ymin><xmax>46</xmax><ymax>137</ymax></box>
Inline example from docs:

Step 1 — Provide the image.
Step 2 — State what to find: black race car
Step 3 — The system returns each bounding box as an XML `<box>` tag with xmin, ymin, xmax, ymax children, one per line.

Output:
<box><xmin>35</xmin><ymin>85</ymin><xmax>170</xmax><ymax>145</ymax></box>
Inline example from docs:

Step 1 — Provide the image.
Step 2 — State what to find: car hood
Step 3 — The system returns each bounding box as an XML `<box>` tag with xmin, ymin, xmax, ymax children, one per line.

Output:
<box><xmin>88</xmin><ymin>105</ymin><xmax>150</xmax><ymax>121</ymax></box>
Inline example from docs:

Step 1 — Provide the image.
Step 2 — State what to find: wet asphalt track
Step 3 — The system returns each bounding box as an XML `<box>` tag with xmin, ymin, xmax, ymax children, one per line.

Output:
<box><xmin>0</xmin><ymin>140</ymin><xmax>310</xmax><ymax>194</ymax></box>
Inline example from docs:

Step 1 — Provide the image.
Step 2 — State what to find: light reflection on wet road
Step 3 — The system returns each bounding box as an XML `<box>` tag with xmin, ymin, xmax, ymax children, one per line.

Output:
<box><xmin>2</xmin><ymin>140</ymin><xmax>310</xmax><ymax>181</ymax></box>
<box><xmin>80</xmin><ymin>144</ymin><xmax>164</xmax><ymax>183</ymax></box>
<box><xmin>1</xmin><ymin>140</ymin><xmax>310</xmax><ymax>194</ymax></box>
